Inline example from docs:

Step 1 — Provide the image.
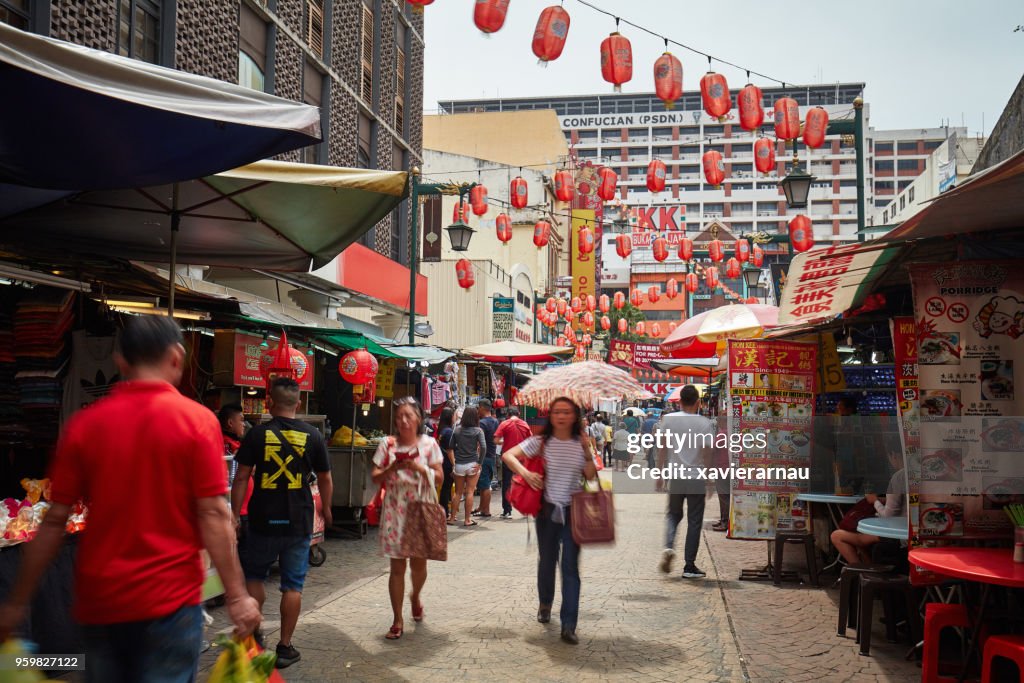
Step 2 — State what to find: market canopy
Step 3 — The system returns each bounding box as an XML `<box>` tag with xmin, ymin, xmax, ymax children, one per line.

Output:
<box><xmin>0</xmin><ymin>22</ymin><xmax>320</xmax><ymax>191</ymax></box>
<box><xmin>649</xmin><ymin>357</ymin><xmax>725</xmax><ymax>380</ymax></box>
<box><xmin>661</xmin><ymin>303</ymin><xmax>778</xmax><ymax>358</ymax></box>
<box><xmin>461</xmin><ymin>341</ymin><xmax>574</xmax><ymax>363</ymax></box>
<box><xmin>0</xmin><ymin>160</ymin><xmax>409</xmax><ymax>271</ymax></box>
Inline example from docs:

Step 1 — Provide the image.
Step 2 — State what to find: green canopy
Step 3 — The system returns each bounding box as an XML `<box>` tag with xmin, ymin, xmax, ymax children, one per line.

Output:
<box><xmin>313</xmin><ymin>330</ymin><xmax>400</xmax><ymax>358</ymax></box>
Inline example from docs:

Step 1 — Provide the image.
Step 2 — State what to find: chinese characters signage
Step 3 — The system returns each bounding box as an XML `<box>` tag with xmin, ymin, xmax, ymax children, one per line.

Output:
<box><xmin>232</xmin><ymin>332</ymin><xmax>314</xmax><ymax>392</ymax></box>
<box><xmin>571</xmin><ymin>209</ymin><xmax>596</xmax><ymax>300</ymax></box>
<box><xmin>607</xmin><ymin>339</ymin><xmax>664</xmax><ymax>370</ymax></box>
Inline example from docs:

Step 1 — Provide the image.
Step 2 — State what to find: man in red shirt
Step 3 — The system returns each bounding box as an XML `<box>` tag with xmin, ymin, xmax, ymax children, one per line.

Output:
<box><xmin>0</xmin><ymin>316</ymin><xmax>260</xmax><ymax>683</ymax></box>
<box><xmin>494</xmin><ymin>407</ymin><xmax>534</xmax><ymax>518</ymax></box>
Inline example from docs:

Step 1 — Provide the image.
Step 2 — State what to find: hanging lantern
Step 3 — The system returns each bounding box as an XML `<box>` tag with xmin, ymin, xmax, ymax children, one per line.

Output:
<box><xmin>578</xmin><ymin>225</ymin><xmax>595</xmax><ymax>255</ymax></box>
<box><xmin>582</xmin><ymin>333</ymin><xmax>592</xmax><ymax>346</ymax></box>
<box><xmin>469</xmin><ymin>184</ymin><xmax>488</xmax><ymax>216</ymax></box>
<box><xmin>652</xmin><ymin>236</ymin><xmax>669</xmax><ymax>262</ymax></box>
<box><xmin>546</xmin><ymin>297</ymin><xmax>557</xmax><ymax>313</ymax></box>
<box><xmin>751</xmin><ymin>244</ymin><xmax>765</xmax><ymax>268</ymax></box>
<box><xmin>789</xmin><ymin>214</ymin><xmax>815</xmax><ymax>252</ymax></box>
<box><xmin>702</xmin><ymin>150</ymin><xmax>725</xmax><ymax>187</ymax></box>
<box><xmin>474</xmin><ymin>0</ymin><xmax>509</xmax><ymax>33</ymax></box>
<box><xmin>735</xmin><ymin>239</ymin><xmax>750</xmax><ymax>263</ymax></box>
<box><xmin>646</xmin><ymin>159</ymin><xmax>667</xmax><ymax>193</ymax></box>
<box><xmin>537</xmin><ymin>310</ymin><xmax>547</xmax><ymax>328</ymax></box>
<box><xmin>510</xmin><ymin>176</ymin><xmax>529</xmax><ymax>208</ymax></box>
<box><xmin>556</xmin><ymin>298</ymin><xmax>567</xmax><ymax>316</ymax></box>
<box><xmin>615</xmin><ymin>233</ymin><xmax>632</xmax><ymax>258</ymax></box>
<box><xmin>617</xmin><ymin>317</ymin><xmax>628</xmax><ymax>334</ymax></box>
<box><xmin>666</xmin><ymin>278</ymin><xmax>678</xmax><ymax>299</ymax></box>
<box><xmin>563</xmin><ymin>309</ymin><xmax>575</xmax><ymax>326</ymax></box>
<box><xmin>700</xmin><ymin>71</ymin><xmax>731</xmax><ymax>121</ymax></box>
<box><xmin>684</xmin><ymin>273</ymin><xmax>699</xmax><ymax>293</ymax></box>
<box><xmin>557</xmin><ymin>334</ymin><xmax>568</xmax><ymax>347</ymax></box>
<box><xmin>600</xmin><ymin>315</ymin><xmax>611</xmax><ymax>331</ymax></box>
<box><xmin>453</xmin><ymin>199</ymin><xmax>470</xmax><ymax>224</ymax></box>
<box><xmin>705</xmin><ymin>266</ymin><xmax>720</xmax><ymax>290</ymax></box>
<box><xmin>583</xmin><ymin>311</ymin><xmax>595</xmax><ymax>329</ymax></box>
<box><xmin>754</xmin><ymin>137</ymin><xmax>776</xmax><ymax>175</ymax></box>
<box><xmin>455</xmin><ymin>258</ymin><xmax>474</xmax><ymax>290</ymax></box>
<box><xmin>565</xmin><ymin>326</ymin><xmax>577</xmax><ymax>344</ymax></box>
<box><xmin>600</xmin><ymin>32</ymin><xmax>633</xmax><ymax>92</ymax></box>
<box><xmin>533</xmin><ymin>6</ymin><xmax>571</xmax><ymax>63</ymax></box>
<box><xmin>635</xmin><ymin>321</ymin><xmax>646</xmax><ymax>336</ymax></box>
<box><xmin>613</xmin><ymin>291</ymin><xmax>626</xmax><ymax>310</ymax></box>
<box><xmin>653</xmin><ymin>52</ymin><xmax>683</xmax><ymax>109</ymax></box>
<box><xmin>677</xmin><ymin>237</ymin><xmax>693</xmax><ymax>261</ymax></box>
<box><xmin>630</xmin><ymin>288</ymin><xmax>643</xmax><ymax>307</ymax></box>
<box><xmin>554</xmin><ymin>170</ymin><xmax>575</xmax><ymax>202</ymax></box>
<box><xmin>738</xmin><ymin>83</ymin><xmax>764</xmax><ymax>131</ymax></box>
<box><xmin>405</xmin><ymin>0</ymin><xmax>434</xmax><ymax>11</ymax></box>
<box><xmin>668</xmin><ymin>322</ymin><xmax>677</xmax><ymax>333</ymax></box>
<box><xmin>585</xmin><ymin>294</ymin><xmax>596</xmax><ymax>312</ymax></box>
<box><xmin>495</xmin><ymin>212</ymin><xmax>512</xmax><ymax>244</ymax></box>
<box><xmin>596</xmin><ymin>166</ymin><xmax>618</xmax><ymax>201</ymax></box>
<box><xmin>570</xmin><ymin>296</ymin><xmax>582</xmax><ymax>313</ymax></box>
<box><xmin>260</xmin><ymin>334</ymin><xmax>310</xmax><ymax>384</ymax></box>
<box><xmin>651</xmin><ymin>323</ymin><xmax>662</xmax><ymax>338</ymax></box>
<box><xmin>803</xmin><ymin>106</ymin><xmax>829</xmax><ymax>149</ymax></box>
<box><xmin>726</xmin><ymin>257</ymin><xmax>741</xmax><ymax>279</ymax></box>
<box><xmin>533</xmin><ymin>220</ymin><xmax>551</xmax><ymax>248</ymax></box>
<box><xmin>598</xmin><ymin>293</ymin><xmax>610</xmax><ymax>313</ymax></box>
<box><xmin>708</xmin><ymin>239</ymin><xmax>724</xmax><ymax>262</ymax></box>
<box><xmin>773</xmin><ymin>97</ymin><xmax>800</xmax><ymax>140</ymax></box>
<box><xmin>647</xmin><ymin>286</ymin><xmax>660</xmax><ymax>303</ymax></box>
<box><xmin>339</xmin><ymin>348</ymin><xmax>379</xmax><ymax>385</ymax></box>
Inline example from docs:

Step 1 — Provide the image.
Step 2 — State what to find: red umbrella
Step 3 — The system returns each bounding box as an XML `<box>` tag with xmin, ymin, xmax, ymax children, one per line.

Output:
<box><xmin>661</xmin><ymin>304</ymin><xmax>779</xmax><ymax>358</ymax></box>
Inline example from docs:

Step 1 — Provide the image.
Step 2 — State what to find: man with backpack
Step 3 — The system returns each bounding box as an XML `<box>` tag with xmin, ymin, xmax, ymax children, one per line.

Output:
<box><xmin>494</xmin><ymin>407</ymin><xmax>533</xmax><ymax>519</ymax></box>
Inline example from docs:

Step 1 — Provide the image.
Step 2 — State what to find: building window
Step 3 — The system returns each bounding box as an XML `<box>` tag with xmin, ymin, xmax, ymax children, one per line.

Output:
<box><xmin>875</xmin><ymin>142</ymin><xmax>893</xmax><ymax>154</ymax></box>
<box><xmin>304</xmin><ymin>0</ymin><xmax>324</xmax><ymax>58</ymax></box>
<box><xmin>238</xmin><ymin>52</ymin><xmax>265</xmax><ymax>91</ymax></box>
<box><xmin>897</xmin><ymin>141</ymin><xmax>917</xmax><ymax>153</ymax></box>
<box><xmin>395</xmin><ymin>43</ymin><xmax>406</xmax><ymax>135</ymax></box>
<box><xmin>238</xmin><ymin>4</ymin><xmax>268</xmax><ymax>91</ymax></box>
<box><xmin>357</xmin><ymin>113</ymin><xmax>373</xmax><ymax>168</ymax></box>
<box><xmin>908</xmin><ymin>186</ymin><xmax>915</xmax><ymax>202</ymax></box>
<box><xmin>118</xmin><ymin>0</ymin><xmax>161</xmax><ymax>64</ymax></box>
<box><xmin>897</xmin><ymin>159</ymin><xmax>918</xmax><ymax>171</ymax></box>
<box><xmin>899</xmin><ymin>196</ymin><xmax>905</xmax><ymax>210</ymax></box>
<box><xmin>360</xmin><ymin>3</ymin><xmax>374</xmax><ymax>104</ymax></box>
<box><xmin>876</xmin><ymin>160</ymin><xmax>894</xmax><ymax>171</ymax></box>
<box><xmin>0</xmin><ymin>0</ymin><xmax>30</xmax><ymax>29</ymax></box>
<box><xmin>924</xmin><ymin>140</ymin><xmax>943</xmax><ymax>151</ymax></box>
<box><xmin>301</xmin><ymin>60</ymin><xmax>323</xmax><ymax>164</ymax></box>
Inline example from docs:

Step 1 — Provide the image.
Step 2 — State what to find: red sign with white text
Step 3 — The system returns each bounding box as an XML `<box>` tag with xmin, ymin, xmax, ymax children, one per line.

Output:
<box><xmin>233</xmin><ymin>331</ymin><xmax>314</xmax><ymax>391</ymax></box>
<box><xmin>607</xmin><ymin>339</ymin><xmax>664</xmax><ymax>369</ymax></box>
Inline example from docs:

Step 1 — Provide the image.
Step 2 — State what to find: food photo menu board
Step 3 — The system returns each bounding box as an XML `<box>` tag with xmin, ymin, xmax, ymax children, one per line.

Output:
<box><xmin>910</xmin><ymin>261</ymin><xmax>1024</xmax><ymax>535</ymax></box>
<box><xmin>727</xmin><ymin>339</ymin><xmax>817</xmax><ymax>540</ymax></box>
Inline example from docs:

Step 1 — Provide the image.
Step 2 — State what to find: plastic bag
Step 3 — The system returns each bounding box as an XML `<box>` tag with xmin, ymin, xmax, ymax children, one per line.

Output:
<box><xmin>206</xmin><ymin>635</ymin><xmax>281</xmax><ymax>683</ymax></box>
<box><xmin>0</xmin><ymin>640</ymin><xmax>56</xmax><ymax>682</ymax></box>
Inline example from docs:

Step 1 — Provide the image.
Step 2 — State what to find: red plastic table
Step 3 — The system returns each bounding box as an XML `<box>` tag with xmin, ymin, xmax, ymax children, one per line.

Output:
<box><xmin>909</xmin><ymin>548</ymin><xmax>1024</xmax><ymax>682</ymax></box>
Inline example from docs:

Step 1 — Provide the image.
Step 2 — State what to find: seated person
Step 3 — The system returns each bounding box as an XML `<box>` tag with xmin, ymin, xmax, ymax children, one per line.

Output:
<box><xmin>830</xmin><ymin>444</ymin><xmax>906</xmax><ymax>565</ymax></box>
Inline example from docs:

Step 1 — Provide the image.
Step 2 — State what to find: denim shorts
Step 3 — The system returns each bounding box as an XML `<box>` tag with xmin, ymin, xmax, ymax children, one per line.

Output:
<box><xmin>476</xmin><ymin>457</ymin><xmax>494</xmax><ymax>492</ymax></box>
<box><xmin>81</xmin><ymin>604</ymin><xmax>203</xmax><ymax>683</ymax></box>
<box><xmin>239</xmin><ymin>530</ymin><xmax>312</xmax><ymax>592</ymax></box>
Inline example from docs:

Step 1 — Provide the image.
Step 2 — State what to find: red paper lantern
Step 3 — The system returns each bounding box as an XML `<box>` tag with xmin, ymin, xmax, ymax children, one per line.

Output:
<box><xmin>596</xmin><ymin>166</ymin><xmax>618</xmax><ymax>201</ymax></box>
<box><xmin>474</xmin><ymin>0</ymin><xmax>509</xmax><ymax>33</ymax></box>
<box><xmin>510</xmin><ymin>176</ymin><xmax>528</xmax><ymax>208</ymax></box>
<box><xmin>582</xmin><ymin>333</ymin><xmax>592</xmax><ymax>346</ymax></box>
<box><xmin>533</xmin><ymin>220</ymin><xmax>551</xmax><ymax>248</ymax></box>
<box><xmin>726</xmin><ymin>257</ymin><xmax>741</xmax><ymax>279</ymax></box>
<box><xmin>598</xmin><ymin>293</ymin><xmax>610</xmax><ymax>313</ymax></box>
<box><xmin>630</xmin><ymin>288</ymin><xmax>643</xmax><ymax>307</ymax></box>
<box><xmin>702</xmin><ymin>150</ymin><xmax>725</xmax><ymax>186</ymax></box>
<box><xmin>564</xmin><ymin>309</ymin><xmax>575</xmax><ymax>325</ymax></box>
<box><xmin>666</xmin><ymin>278</ymin><xmax>678</xmax><ymax>299</ymax></box>
<box><xmin>738</xmin><ymin>83</ymin><xmax>764</xmax><ymax>131</ymax></box>
<box><xmin>677</xmin><ymin>237</ymin><xmax>693</xmax><ymax>261</ymax></box>
<box><xmin>705</xmin><ymin>266</ymin><xmax>720</xmax><ymax>289</ymax></box>
<box><xmin>453</xmin><ymin>199</ymin><xmax>470</xmax><ymax>224</ymax></box>
<box><xmin>617</xmin><ymin>317</ymin><xmax>627</xmax><ymax>334</ymax></box>
<box><xmin>585</xmin><ymin>294</ymin><xmax>596</xmax><ymax>312</ymax></box>
<box><xmin>646</xmin><ymin>159</ymin><xmax>667</xmax><ymax>193</ymax></box>
<box><xmin>469</xmin><ymin>184</ymin><xmax>488</xmax><ymax>216</ymax></box>
<box><xmin>583</xmin><ymin>311</ymin><xmax>595</xmax><ymax>329</ymax></box>
<box><xmin>260</xmin><ymin>338</ymin><xmax>310</xmax><ymax>384</ymax></box>
<box><xmin>635</xmin><ymin>321</ymin><xmax>646</xmax><ymax>336</ymax></box>
<box><xmin>668</xmin><ymin>322</ymin><xmax>677</xmax><ymax>333</ymax></box>
<box><xmin>653</xmin><ymin>52</ymin><xmax>683</xmax><ymax>109</ymax></box>
<box><xmin>455</xmin><ymin>258</ymin><xmax>474</xmax><ymax>290</ymax></box>
<box><xmin>613</xmin><ymin>291</ymin><xmax>626</xmax><ymax>310</ymax></box>
<box><xmin>558</xmin><ymin>334</ymin><xmax>568</xmax><ymax>346</ymax></box>
<box><xmin>600</xmin><ymin>32</ymin><xmax>633</xmax><ymax>92</ymax></box>
<box><xmin>546</xmin><ymin>297</ymin><xmax>557</xmax><ymax>313</ymax></box>
<box><xmin>570</xmin><ymin>296</ymin><xmax>582</xmax><ymax>313</ymax></box>
<box><xmin>556</xmin><ymin>298</ymin><xmax>567</xmax><ymax>316</ymax></box>
<box><xmin>803</xmin><ymin>106</ymin><xmax>829</xmax><ymax>149</ymax></box>
<box><xmin>554</xmin><ymin>170</ymin><xmax>575</xmax><ymax>202</ymax></box>
<box><xmin>789</xmin><ymin>214</ymin><xmax>814</xmax><ymax>252</ymax></box>
<box><xmin>708</xmin><ymin>239</ymin><xmax>724</xmax><ymax>262</ymax></box>
<box><xmin>751</xmin><ymin>245</ymin><xmax>765</xmax><ymax>267</ymax></box>
<box><xmin>532</xmin><ymin>6</ymin><xmax>571</xmax><ymax>63</ymax></box>
<box><xmin>600</xmin><ymin>315</ymin><xmax>611</xmax><ymax>331</ymax></box>
<box><xmin>651</xmin><ymin>323</ymin><xmax>662</xmax><ymax>338</ymax></box>
<box><xmin>565</xmin><ymin>326</ymin><xmax>577</xmax><ymax>344</ymax></box>
<box><xmin>339</xmin><ymin>348</ymin><xmax>378</xmax><ymax>385</ymax></box>
<box><xmin>754</xmin><ymin>137</ymin><xmax>776</xmax><ymax>175</ymax></box>
<box><xmin>735</xmin><ymin>239</ymin><xmax>750</xmax><ymax>263</ymax></box>
<box><xmin>745</xmin><ymin>296</ymin><xmax>759</xmax><ymax>304</ymax></box>
<box><xmin>405</xmin><ymin>0</ymin><xmax>434</xmax><ymax>11</ymax></box>
<box><xmin>684</xmin><ymin>273</ymin><xmax>699</xmax><ymax>293</ymax></box>
<box><xmin>647</xmin><ymin>286</ymin><xmax>660</xmax><ymax>303</ymax></box>
<box><xmin>495</xmin><ymin>212</ymin><xmax>512</xmax><ymax>244</ymax></box>
<box><xmin>615</xmin><ymin>233</ymin><xmax>632</xmax><ymax>258</ymax></box>
<box><xmin>700</xmin><ymin>71</ymin><xmax>731</xmax><ymax>121</ymax></box>
<box><xmin>578</xmin><ymin>226</ymin><xmax>595</xmax><ymax>255</ymax></box>
<box><xmin>652</xmin><ymin>236</ymin><xmax>669</xmax><ymax>262</ymax></box>
<box><xmin>773</xmin><ymin>97</ymin><xmax>800</xmax><ymax>140</ymax></box>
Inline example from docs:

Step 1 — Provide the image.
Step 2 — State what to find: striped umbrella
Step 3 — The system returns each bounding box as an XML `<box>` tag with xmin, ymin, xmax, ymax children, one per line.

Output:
<box><xmin>515</xmin><ymin>361</ymin><xmax>653</xmax><ymax>410</ymax></box>
<box><xmin>660</xmin><ymin>303</ymin><xmax>779</xmax><ymax>358</ymax></box>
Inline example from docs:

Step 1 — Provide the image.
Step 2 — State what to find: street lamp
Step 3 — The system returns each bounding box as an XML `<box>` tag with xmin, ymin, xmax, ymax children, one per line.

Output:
<box><xmin>445</xmin><ymin>218</ymin><xmax>475</xmax><ymax>251</ymax></box>
<box><xmin>777</xmin><ymin>162</ymin><xmax>815</xmax><ymax>209</ymax></box>
<box><xmin>742</xmin><ymin>267</ymin><xmax>761</xmax><ymax>291</ymax></box>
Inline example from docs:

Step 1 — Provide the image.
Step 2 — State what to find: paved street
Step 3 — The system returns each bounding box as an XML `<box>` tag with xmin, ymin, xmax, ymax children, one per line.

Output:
<box><xmin>199</xmin><ymin>484</ymin><xmax>921</xmax><ymax>683</ymax></box>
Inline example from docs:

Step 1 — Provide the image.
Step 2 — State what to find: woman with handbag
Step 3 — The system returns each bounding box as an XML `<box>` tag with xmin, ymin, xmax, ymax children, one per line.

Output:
<box><xmin>501</xmin><ymin>397</ymin><xmax>598</xmax><ymax>645</ymax></box>
<box><xmin>371</xmin><ymin>397</ymin><xmax>445</xmax><ymax>640</ymax></box>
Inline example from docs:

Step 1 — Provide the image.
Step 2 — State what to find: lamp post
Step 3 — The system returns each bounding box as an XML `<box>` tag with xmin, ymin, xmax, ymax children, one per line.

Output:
<box><xmin>742</xmin><ymin>267</ymin><xmax>764</xmax><ymax>303</ymax></box>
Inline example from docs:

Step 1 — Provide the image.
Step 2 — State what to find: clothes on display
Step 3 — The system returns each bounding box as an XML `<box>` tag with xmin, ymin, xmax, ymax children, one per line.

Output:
<box><xmin>61</xmin><ymin>330</ymin><xmax>119</xmax><ymax>421</ymax></box>
<box><xmin>14</xmin><ymin>291</ymin><xmax>75</xmax><ymax>446</ymax></box>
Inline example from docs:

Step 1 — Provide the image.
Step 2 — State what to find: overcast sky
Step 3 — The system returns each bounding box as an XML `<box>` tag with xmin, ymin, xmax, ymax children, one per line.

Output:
<box><xmin>423</xmin><ymin>1</ymin><xmax>1022</xmax><ymax>135</ymax></box>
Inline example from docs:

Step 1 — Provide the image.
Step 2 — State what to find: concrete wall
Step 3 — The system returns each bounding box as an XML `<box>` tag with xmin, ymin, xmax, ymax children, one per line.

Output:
<box><xmin>971</xmin><ymin>74</ymin><xmax>1024</xmax><ymax>174</ymax></box>
<box><xmin>422</xmin><ymin>110</ymin><xmax>568</xmax><ymax>169</ymax></box>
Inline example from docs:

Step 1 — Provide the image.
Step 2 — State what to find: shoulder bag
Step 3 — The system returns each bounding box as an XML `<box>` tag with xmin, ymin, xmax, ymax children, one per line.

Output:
<box><xmin>508</xmin><ymin>439</ymin><xmax>545</xmax><ymax>517</ymax></box>
<box><xmin>399</xmin><ymin>466</ymin><xmax>448</xmax><ymax>561</ymax></box>
<box><xmin>838</xmin><ymin>498</ymin><xmax>877</xmax><ymax>532</ymax></box>
<box><xmin>571</xmin><ymin>441</ymin><xmax>615</xmax><ymax>544</ymax></box>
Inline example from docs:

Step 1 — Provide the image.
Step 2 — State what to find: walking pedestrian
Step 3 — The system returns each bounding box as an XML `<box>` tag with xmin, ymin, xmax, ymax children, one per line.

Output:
<box><xmin>588</xmin><ymin>414</ymin><xmax>606</xmax><ymax>461</ymax></box>
<box><xmin>501</xmin><ymin>397</ymin><xmax>598</xmax><ymax>645</ymax></box>
<box><xmin>0</xmin><ymin>316</ymin><xmax>261</xmax><ymax>682</ymax></box>
<box><xmin>436</xmin><ymin>407</ymin><xmax>456</xmax><ymax>518</ymax></box>
<box><xmin>231</xmin><ymin>377</ymin><xmax>334</xmax><ymax>669</ymax></box>
<box><xmin>494</xmin><ymin>407</ymin><xmax>533</xmax><ymax>518</ymax></box>
<box><xmin>473</xmin><ymin>399</ymin><xmax>500</xmax><ymax>518</ymax></box>
<box><xmin>656</xmin><ymin>385</ymin><xmax>715</xmax><ymax>579</ymax></box>
<box><xmin>447</xmin><ymin>406</ymin><xmax>485</xmax><ymax>527</ymax></box>
<box><xmin>641</xmin><ymin>411</ymin><xmax>659</xmax><ymax>468</ymax></box>
<box><xmin>711</xmin><ymin>415</ymin><xmax>731</xmax><ymax>532</ymax></box>
<box><xmin>370</xmin><ymin>397</ymin><xmax>444</xmax><ymax>640</ymax></box>
<box><xmin>611</xmin><ymin>424</ymin><xmax>631</xmax><ymax>472</ymax></box>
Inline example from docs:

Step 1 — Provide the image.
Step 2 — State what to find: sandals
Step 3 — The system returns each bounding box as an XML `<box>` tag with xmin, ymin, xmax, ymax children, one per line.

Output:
<box><xmin>464</xmin><ymin>521</ymin><xmax>478</xmax><ymax>527</ymax></box>
<box><xmin>446</xmin><ymin>519</ymin><xmax>457</xmax><ymax>526</ymax></box>
<box><xmin>412</xmin><ymin>599</ymin><xmax>424</xmax><ymax>622</ymax></box>
<box><xmin>711</xmin><ymin>521</ymin><xmax>728</xmax><ymax>532</ymax></box>
<box><xmin>385</xmin><ymin>624</ymin><xmax>403</xmax><ymax>640</ymax></box>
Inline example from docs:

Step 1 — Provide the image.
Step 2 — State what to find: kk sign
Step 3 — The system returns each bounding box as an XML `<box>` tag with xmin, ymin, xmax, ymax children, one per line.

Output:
<box><xmin>630</xmin><ymin>205</ymin><xmax>687</xmax><ymax>232</ymax></box>
<box><xmin>571</xmin><ymin>209</ymin><xmax>596</xmax><ymax>299</ymax></box>
<box><xmin>492</xmin><ymin>296</ymin><xmax>514</xmax><ymax>342</ymax></box>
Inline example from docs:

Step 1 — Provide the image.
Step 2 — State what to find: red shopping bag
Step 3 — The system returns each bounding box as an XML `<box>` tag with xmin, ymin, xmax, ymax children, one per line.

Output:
<box><xmin>508</xmin><ymin>446</ymin><xmax>545</xmax><ymax>517</ymax></box>
<box><xmin>365</xmin><ymin>484</ymin><xmax>385</xmax><ymax>527</ymax></box>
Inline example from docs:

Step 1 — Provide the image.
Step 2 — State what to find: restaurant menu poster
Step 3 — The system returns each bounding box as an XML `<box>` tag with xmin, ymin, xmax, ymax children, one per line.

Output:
<box><xmin>910</xmin><ymin>261</ymin><xmax>1024</xmax><ymax>536</ymax></box>
<box><xmin>727</xmin><ymin>339</ymin><xmax>817</xmax><ymax>540</ymax></box>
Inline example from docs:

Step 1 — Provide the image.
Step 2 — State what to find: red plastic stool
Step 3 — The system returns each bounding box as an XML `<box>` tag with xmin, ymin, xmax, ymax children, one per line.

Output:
<box><xmin>922</xmin><ymin>603</ymin><xmax>972</xmax><ymax>683</ymax></box>
<box><xmin>982</xmin><ymin>635</ymin><xmax>1024</xmax><ymax>683</ymax></box>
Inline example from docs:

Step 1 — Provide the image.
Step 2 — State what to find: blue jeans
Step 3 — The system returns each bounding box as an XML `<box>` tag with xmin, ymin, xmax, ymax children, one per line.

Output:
<box><xmin>665</xmin><ymin>493</ymin><xmax>706</xmax><ymax>564</ymax></box>
<box><xmin>240</xmin><ymin>530</ymin><xmax>312</xmax><ymax>592</ymax></box>
<box><xmin>476</xmin><ymin>457</ymin><xmax>495</xmax><ymax>492</ymax></box>
<box><xmin>536</xmin><ymin>503</ymin><xmax>581</xmax><ymax>631</ymax></box>
<box><xmin>80</xmin><ymin>604</ymin><xmax>203</xmax><ymax>683</ymax></box>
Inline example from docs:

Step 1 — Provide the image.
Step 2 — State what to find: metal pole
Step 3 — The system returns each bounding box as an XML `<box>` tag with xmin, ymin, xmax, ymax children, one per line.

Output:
<box><xmin>408</xmin><ymin>168</ymin><xmax>421</xmax><ymax>346</ymax></box>
<box><xmin>168</xmin><ymin>183</ymin><xmax>180</xmax><ymax>317</ymax></box>
<box><xmin>853</xmin><ymin>98</ymin><xmax>866</xmax><ymax>237</ymax></box>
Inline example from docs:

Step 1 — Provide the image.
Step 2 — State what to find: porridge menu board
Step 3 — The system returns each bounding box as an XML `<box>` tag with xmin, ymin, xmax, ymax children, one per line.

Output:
<box><xmin>910</xmin><ymin>261</ymin><xmax>1024</xmax><ymax>536</ymax></box>
<box><xmin>727</xmin><ymin>339</ymin><xmax>817</xmax><ymax>540</ymax></box>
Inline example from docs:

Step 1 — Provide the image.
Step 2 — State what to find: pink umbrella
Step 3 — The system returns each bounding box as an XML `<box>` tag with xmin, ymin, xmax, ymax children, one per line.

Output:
<box><xmin>661</xmin><ymin>304</ymin><xmax>779</xmax><ymax>358</ymax></box>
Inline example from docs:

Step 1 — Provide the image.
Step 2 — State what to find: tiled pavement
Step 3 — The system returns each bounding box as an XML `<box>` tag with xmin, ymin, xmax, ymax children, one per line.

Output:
<box><xmin>198</xmin><ymin>485</ymin><xmax>922</xmax><ymax>683</ymax></box>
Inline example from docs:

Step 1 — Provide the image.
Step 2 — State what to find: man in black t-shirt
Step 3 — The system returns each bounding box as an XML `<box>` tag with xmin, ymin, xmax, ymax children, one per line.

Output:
<box><xmin>231</xmin><ymin>378</ymin><xmax>332</xmax><ymax>669</ymax></box>
<box><xmin>473</xmin><ymin>399</ymin><xmax>500</xmax><ymax>517</ymax></box>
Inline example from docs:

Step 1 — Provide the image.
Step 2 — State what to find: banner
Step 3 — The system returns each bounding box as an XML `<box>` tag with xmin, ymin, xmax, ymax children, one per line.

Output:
<box><xmin>571</xmin><ymin>209</ymin><xmax>596</xmax><ymax>300</ymax></box>
<box><xmin>628</xmin><ymin>206</ymin><xmax>687</xmax><ymax>233</ymax></box>
<box><xmin>910</xmin><ymin>261</ymin><xmax>1024</xmax><ymax>536</ymax></box>
<box><xmin>492</xmin><ymin>296</ymin><xmax>514</xmax><ymax>342</ymax></box>
<box><xmin>607</xmin><ymin>339</ymin><xmax>663</xmax><ymax>369</ymax></box>
<box><xmin>727</xmin><ymin>339</ymin><xmax>817</xmax><ymax>540</ymax></box>
<box><xmin>232</xmin><ymin>332</ymin><xmax>313</xmax><ymax>392</ymax></box>
<box><xmin>375</xmin><ymin>358</ymin><xmax>397</xmax><ymax>399</ymax></box>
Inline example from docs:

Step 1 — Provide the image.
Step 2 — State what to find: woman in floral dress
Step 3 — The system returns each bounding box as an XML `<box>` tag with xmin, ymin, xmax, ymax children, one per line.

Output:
<box><xmin>371</xmin><ymin>396</ymin><xmax>444</xmax><ymax>640</ymax></box>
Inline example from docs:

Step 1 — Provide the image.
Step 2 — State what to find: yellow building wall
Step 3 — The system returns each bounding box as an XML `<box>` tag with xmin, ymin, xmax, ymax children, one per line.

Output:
<box><xmin>423</xmin><ymin>110</ymin><xmax>569</xmax><ymax>169</ymax></box>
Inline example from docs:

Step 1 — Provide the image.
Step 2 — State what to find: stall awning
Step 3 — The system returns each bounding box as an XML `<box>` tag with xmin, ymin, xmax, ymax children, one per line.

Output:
<box><xmin>461</xmin><ymin>341</ymin><xmax>574</xmax><ymax>363</ymax></box>
<box><xmin>381</xmin><ymin>345</ymin><xmax>456</xmax><ymax>365</ymax></box>
<box><xmin>312</xmin><ymin>331</ymin><xmax>400</xmax><ymax>358</ymax></box>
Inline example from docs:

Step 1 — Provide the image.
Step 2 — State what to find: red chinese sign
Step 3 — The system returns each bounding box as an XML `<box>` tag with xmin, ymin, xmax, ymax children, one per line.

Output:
<box><xmin>233</xmin><ymin>332</ymin><xmax>314</xmax><ymax>391</ymax></box>
<box><xmin>607</xmin><ymin>339</ymin><xmax>664</xmax><ymax>369</ymax></box>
